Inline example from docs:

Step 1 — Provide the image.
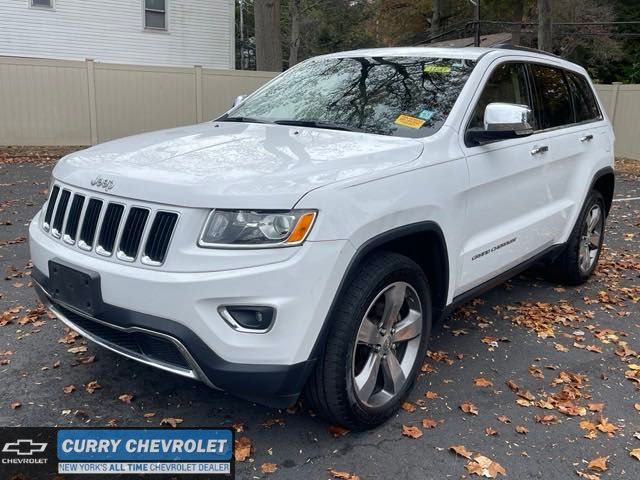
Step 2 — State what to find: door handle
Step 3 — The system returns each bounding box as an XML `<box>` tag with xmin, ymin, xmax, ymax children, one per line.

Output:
<box><xmin>530</xmin><ymin>145</ymin><xmax>549</xmax><ymax>155</ymax></box>
<box><xmin>580</xmin><ymin>134</ymin><xmax>594</xmax><ymax>143</ymax></box>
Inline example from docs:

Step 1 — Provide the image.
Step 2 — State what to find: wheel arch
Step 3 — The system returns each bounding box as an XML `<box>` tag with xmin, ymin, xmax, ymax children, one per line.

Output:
<box><xmin>308</xmin><ymin>221</ymin><xmax>450</xmax><ymax>364</ymax></box>
<box><xmin>590</xmin><ymin>166</ymin><xmax>615</xmax><ymax>215</ymax></box>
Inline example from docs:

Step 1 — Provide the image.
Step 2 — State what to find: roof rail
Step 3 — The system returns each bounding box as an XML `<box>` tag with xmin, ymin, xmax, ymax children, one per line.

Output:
<box><xmin>491</xmin><ymin>43</ymin><xmax>563</xmax><ymax>59</ymax></box>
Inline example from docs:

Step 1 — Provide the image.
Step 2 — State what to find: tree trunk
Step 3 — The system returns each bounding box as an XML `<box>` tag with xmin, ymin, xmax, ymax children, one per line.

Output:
<box><xmin>288</xmin><ymin>0</ymin><xmax>301</xmax><ymax>68</ymax></box>
<box><xmin>431</xmin><ymin>0</ymin><xmax>443</xmax><ymax>40</ymax></box>
<box><xmin>537</xmin><ymin>0</ymin><xmax>553</xmax><ymax>52</ymax></box>
<box><xmin>509</xmin><ymin>0</ymin><xmax>524</xmax><ymax>46</ymax></box>
<box><xmin>254</xmin><ymin>0</ymin><xmax>283</xmax><ymax>72</ymax></box>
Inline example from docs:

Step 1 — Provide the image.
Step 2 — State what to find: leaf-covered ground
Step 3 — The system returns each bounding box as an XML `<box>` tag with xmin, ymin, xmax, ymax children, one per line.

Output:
<box><xmin>1</xmin><ymin>149</ymin><xmax>639</xmax><ymax>479</ymax></box>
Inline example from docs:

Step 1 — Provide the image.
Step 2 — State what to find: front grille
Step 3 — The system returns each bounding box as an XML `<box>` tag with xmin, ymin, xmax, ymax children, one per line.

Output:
<box><xmin>55</xmin><ymin>304</ymin><xmax>191</xmax><ymax>371</ymax></box>
<box><xmin>41</xmin><ymin>184</ymin><xmax>179</xmax><ymax>266</ymax></box>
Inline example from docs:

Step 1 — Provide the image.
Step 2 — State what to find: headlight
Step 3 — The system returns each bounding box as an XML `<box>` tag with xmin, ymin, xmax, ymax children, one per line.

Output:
<box><xmin>198</xmin><ymin>209</ymin><xmax>317</xmax><ymax>248</ymax></box>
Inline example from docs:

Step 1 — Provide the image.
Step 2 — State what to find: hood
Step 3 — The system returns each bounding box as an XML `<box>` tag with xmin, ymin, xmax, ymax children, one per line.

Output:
<box><xmin>53</xmin><ymin>122</ymin><xmax>424</xmax><ymax>209</ymax></box>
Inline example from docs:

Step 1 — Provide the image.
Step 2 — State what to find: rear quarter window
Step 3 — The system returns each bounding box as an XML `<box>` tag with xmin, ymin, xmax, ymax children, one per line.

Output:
<box><xmin>566</xmin><ymin>71</ymin><xmax>602</xmax><ymax>123</ymax></box>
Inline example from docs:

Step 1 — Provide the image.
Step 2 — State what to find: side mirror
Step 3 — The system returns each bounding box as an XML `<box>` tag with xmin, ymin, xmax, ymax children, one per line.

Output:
<box><xmin>232</xmin><ymin>95</ymin><xmax>248</xmax><ymax>108</ymax></box>
<box><xmin>466</xmin><ymin>103</ymin><xmax>534</xmax><ymax>145</ymax></box>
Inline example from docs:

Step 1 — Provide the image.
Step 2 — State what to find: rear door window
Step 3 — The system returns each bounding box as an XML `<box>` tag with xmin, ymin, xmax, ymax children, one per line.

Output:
<box><xmin>531</xmin><ymin>65</ymin><xmax>573</xmax><ymax>129</ymax></box>
<box><xmin>566</xmin><ymin>72</ymin><xmax>602</xmax><ymax>123</ymax></box>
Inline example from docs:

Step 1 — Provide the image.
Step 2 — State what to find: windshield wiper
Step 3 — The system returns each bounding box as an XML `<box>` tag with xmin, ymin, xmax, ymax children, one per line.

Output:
<box><xmin>217</xmin><ymin>116</ymin><xmax>270</xmax><ymax>124</ymax></box>
<box><xmin>273</xmin><ymin>119</ymin><xmax>363</xmax><ymax>133</ymax></box>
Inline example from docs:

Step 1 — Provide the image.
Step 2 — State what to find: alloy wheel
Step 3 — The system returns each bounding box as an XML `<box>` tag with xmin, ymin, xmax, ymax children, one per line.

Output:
<box><xmin>579</xmin><ymin>203</ymin><xmax>603</xmax><ymax>274</ymax></box>
<box><xmin>351</xmin><ymin>281</ymin><xmax>423</xmax><ymax>408</ymax></box>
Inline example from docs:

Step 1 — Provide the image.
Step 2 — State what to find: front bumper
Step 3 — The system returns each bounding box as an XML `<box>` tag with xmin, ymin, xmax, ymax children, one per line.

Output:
<box><xmin>29</xmin><ymin>213</ymin><xmax>355</xmax><ymax>407</ymax></box>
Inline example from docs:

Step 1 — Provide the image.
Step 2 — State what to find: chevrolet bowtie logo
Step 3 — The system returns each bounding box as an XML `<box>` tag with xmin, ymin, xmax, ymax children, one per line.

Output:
<box><xmin>2</xmin><ymin>439</ymin><xmax>48</xmax><ymax>456</ymax></box>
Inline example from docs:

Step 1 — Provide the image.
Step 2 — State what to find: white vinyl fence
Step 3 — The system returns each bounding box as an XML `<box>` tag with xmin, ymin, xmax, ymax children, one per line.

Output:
<box><xmin>0</xmin><ymin>55</ymin><xmax>638</xmax><ymax>160</ymax></box>
<box><xmin>0</xmin><ymin>56</ymin><xmax>277</xmax><ymax>146</ymax></box>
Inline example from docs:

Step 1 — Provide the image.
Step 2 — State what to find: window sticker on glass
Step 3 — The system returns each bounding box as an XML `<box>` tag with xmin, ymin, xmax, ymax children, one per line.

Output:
<box><xmin>395</xmin><ymin>115</ymin><xmax>426</xmax><ymax>129</ymax></box>
<box><xmin>424</xmin><ymin>65</ymin><xmax>451</xmax><ymax>74</ymax></box>
<box><xmin>418</xmin><ymin>110</ymin><xmax>435</xmax><ymax>121</ymax></box>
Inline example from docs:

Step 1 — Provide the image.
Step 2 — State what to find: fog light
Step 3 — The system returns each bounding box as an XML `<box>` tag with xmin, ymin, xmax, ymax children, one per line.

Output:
<box><xmin>219</xmin><ymin>306</ymin><xmax>275</xmax><ymax>333</ymax></box>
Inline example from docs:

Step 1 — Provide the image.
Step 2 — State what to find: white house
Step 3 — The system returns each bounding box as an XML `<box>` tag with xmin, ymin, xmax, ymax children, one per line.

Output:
<box><xmin>0</xmin><ymin>0</ymin><xmax>235</xmax><ymax>69</ymax></box>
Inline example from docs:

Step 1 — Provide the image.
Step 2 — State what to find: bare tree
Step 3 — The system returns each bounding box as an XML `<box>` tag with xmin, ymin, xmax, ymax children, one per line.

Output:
<box><xmin>254</xmin><ymin>0</ymin><xmax>283</xmax><ymax>71</ymax></box>
<box><xmin>537</xmin><ymin>0</ymin><xmax>552</xmax><ymax>52</ymax></box>
<box><xmin>288</xmin><ymin>0</ymin><xmax>301</xmax><ymax>67</ymax></box>
<box><xmin>509</xmin><ymin>0</ymin><xmax>525</xmax><ymax>46</ymax></box>
<box><xmin>431</xmin><ymin>0</ymin><xmax>443</xmax><ymax>39</ymax></box>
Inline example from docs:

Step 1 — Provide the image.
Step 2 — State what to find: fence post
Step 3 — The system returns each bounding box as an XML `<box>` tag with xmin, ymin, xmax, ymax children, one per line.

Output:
<box><xmin>195</xmin><ymin>65</ymin><xmax>203</xmax><ymax>123</ymax></box>
<box><xmin>86</xmin><ymin>59</ymin><xmax>98</xmax><ymax>145</ymax></box>
<box><xmin>609</xmin><ymin>82</ymin><xmax>622</xmax><ymax>129</ymax></box>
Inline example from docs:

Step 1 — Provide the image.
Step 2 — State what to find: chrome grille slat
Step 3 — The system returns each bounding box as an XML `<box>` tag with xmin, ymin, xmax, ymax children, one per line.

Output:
<box><xmin>42</xmin><ymin>184</ymin><xmax>179</xmax><ymax>267</ymax></box>
<box><xmin>142</xmin><ymin>212</ymin><xmax>178</xmax><ymax>265</ymax></box>
<box><xmin>63</xmin><ymin>194</ymin><xmax>85</xmax><ymax>244</ymax></box>
<box><xmin>43</xmin><ymin>185</ymin><xmax>60</xmax><ymax>230</ymax></box>
<box><xmin>51</xmin><ymin>189</ymin><xmax>71</xmax><ymax>238</ymax></box>
<box><xmin>78</xmin><ymin>198</ymin><xmax>103</xmax><ymax>250</ymax></box>
<box><xmin>117</xmin><ymin>207</ymin><xmax>150</xmax><ymax>261</ymax></box>
<box><xmin>96</xmin><ymin>203</ymin><xmax>125</xmax><ymax>256</ymax></box>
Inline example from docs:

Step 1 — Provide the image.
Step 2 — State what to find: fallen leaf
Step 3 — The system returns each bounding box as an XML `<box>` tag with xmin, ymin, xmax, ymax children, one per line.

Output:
<box><xmin>596</xmin><ymin>418</ymin><xmax>618</xmax><ymax>434</ymax></box>
<box><xmin>497</xmin><ymin>415</ymin><xmax>511</xmax><ymax>424</ymax></box>
<box><xmin>401</xmin><ymin>425</ymin><xmax>423</xmax><ymax>439</ymax></box>
<box><xmin>576</xmin><ymin>470</ymin><xmax>601</xmax><ymax>480</ymax></box>
<box><xmin>466</xmin><ymin>454</ymin><xmax>507</xmax><ymax>478</ymax></box>
<box><xmin>587</xmin><ymin>456</ymin><xmax>608</xmax><ymax>472</ymax></box>
<box><xmin>516</xmin><ymin>398</ymin><xmax>533</xmax><ymax>407</ymax></box>
<box><xmin>261</xmin><ymin>463</ymin><xmax>278</xmax><ymax>474</ymax></box>
<box><xmin>516</xmin><ymin>425</ymin><xmax>528</xmax><ymax>434</ymax></box>
<box><xmin>328</xmin><ymin>468</ymin><xmax>360</xmax><ymax>480</ymax></box>
<box><xmin>535</xmin><ymin>415</ymin><xmax>558</xmax><ymax>425</ymax></box>
<box><xmin>143</xmin><ymin>412</ymin><xmax>156</xmax><ymax>418</ymax></box>
<box><xmin>634</xmin><ymin>403</ymin><xmax>640</xmax><ymax>412</ymax></box>
<box><xmin>401</xmin><ymin>402</ymin><xmax>416</xmax><ymax>413</ymax></box>
<box><xmin>160</xmin><ymin>417</ymin><xmax>183</xmax><ymax>428</ymax></box>
<box><xmin>630</xmin><ymin>448</ymin><xmax>640</xmax><ymax>461</ymax></box>
<box><xmin>425</xmin><ymin>391</ymin><xmax>438</xmax><ymax>399</ymax></box>
<box><xmin>67</xmin><ymin>346</ymin><xmax>88</xmax><ymax>354</ymax></box>
<box><xmin>554</xmin><ymin>343</ymin><xmax>570</xmax><ymax>352</ymax></box>
<box><xmin>484</xmin><ymin>427</ymin><xmax>498</xmax><ymax>436</ymax></box>
<box><xmin>588</xmin><ymin>403</ymin><xmax>604</xmax><ymax>413</ymax></box>
<box><xmin>422</xmin><ymin>418</ymin><xmax>439</xmax><ymax>429</ymax></box>
<box><xmin>84</xmin><ymin>380</ymin><xmax>101</xmax><ymax>394</ymax></box>
<box><xmin>63</xmin><ymin>385</ymin><xmax>76</xmax><ymax>394</ymax></box>
<box><xmin>118</xmin><ymin>394</ymin><xmax>134</xmax><ymax>404</ymax></box>
<box><xmin>460</xmin><ymin>401</ymin><xmax>479</xmax><ymax>415</ymax></box>
<box><xmin>328</xmin><ymin>425</ymin><xmax>350</xmax><ymax>438</ymax></box>
<box><xmin>474</xmin><ymin>377</ymin><xmax>493</xmax><ymax>388</ymax></box>
<box><xmin>234</xmin><ymin>436</ymin><xmax>251</xmax><ymax>462</ymax></box>
<box><xmin>9</xmin><ymin>401</ymin><xmax>21</xmax><ymax>410</ymax></box>
<box><xmin>449</xmin><ymin>445</ymin><xmax>473</xmax><ymax>459</ymax></box>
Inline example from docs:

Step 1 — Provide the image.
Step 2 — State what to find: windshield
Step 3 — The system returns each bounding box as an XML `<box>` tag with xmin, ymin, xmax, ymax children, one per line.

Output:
<box><xmin>224</xmin><ymin>56</ymin><xmax>476</xmax><ymax>138</ymax></box>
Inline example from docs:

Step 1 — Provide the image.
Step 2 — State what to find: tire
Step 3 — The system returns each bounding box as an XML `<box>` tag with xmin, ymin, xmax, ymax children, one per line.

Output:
<box><xmin>549</xmin><ymin>190</ymin><xmax>606</xmax><ymax>285</ymax></box>
<box><xmin>305</xmin><ymin>251</ymin><xmax>432</xmax><ymax>429</ymax></box>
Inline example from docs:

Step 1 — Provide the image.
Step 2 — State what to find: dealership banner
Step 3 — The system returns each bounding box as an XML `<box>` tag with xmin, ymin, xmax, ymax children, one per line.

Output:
<box><xmin>0</xmin><ymin>427</ymin><xmax>234</xmax><ymax>479</ymax></box>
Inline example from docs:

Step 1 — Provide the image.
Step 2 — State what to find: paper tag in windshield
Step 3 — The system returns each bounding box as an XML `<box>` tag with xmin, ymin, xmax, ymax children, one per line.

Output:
<box><xmin>424</xmin><ymin>65</ymin><xmax>451</xmax><ymax>74</ymax></box>
<box><xmin>395</xmin><ymin>115</ymin><xmax>426</xmax><ymax>129</ymax></box>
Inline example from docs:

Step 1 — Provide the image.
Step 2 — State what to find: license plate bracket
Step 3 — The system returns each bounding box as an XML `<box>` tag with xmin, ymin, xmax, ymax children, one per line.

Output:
<box><xmin>48</xmin><ymin>259</ymin><xmax>103</xmax><ymax>316</ymax></box>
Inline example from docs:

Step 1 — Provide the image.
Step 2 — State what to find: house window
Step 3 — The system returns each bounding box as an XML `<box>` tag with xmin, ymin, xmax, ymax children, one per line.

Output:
<box><xmin>144</xmin><ymin>0</ymin><xmax>167</xmax><ymax>30</ymax></box>
<box><xmin>31</xmin><ymin>0</ymin><xmax>53</xmax><ymax>8</ymax></box>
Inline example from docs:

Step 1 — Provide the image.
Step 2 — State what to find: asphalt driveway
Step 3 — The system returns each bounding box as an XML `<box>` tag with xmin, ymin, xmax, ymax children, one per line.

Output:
<box><xmin>1</xmin><ymin>149</ymin><xmax>639</xmax><ymax>480</ymax></box>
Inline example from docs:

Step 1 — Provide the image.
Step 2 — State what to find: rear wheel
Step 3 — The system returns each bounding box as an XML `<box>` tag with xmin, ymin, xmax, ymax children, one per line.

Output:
<box><xmin>305</xmin><ymin>252</ymin><xmax>431</xmax><ymax>429</ymax></box>
<box><xmin>549</xmin><ymin>190</ymin><xmax>606</xmax><ymax>285</ymax></box>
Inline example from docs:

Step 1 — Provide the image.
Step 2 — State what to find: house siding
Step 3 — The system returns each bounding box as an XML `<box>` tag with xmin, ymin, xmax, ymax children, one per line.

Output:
<box><xmin>0</xmin><ymin>0</ymin><xmax>234</xmax><ymax>69</ymax></box>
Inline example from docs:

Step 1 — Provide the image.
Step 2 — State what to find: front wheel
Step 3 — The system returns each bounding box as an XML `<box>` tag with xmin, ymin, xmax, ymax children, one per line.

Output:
<box><xmin>549</xmin><ymin>190</ymin><xmax>606</xmax><ymax>285</ymax></box>
<box><xmin>305</xmin><ymin>252</ymin><xmax>431</xmax><ymax>429</ymax></box>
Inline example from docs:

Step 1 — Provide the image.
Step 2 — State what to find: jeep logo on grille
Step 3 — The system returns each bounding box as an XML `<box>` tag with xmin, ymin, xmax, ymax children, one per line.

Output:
<box><xmin>90</xmin><ymin>176</ymin><xmax>115</xmax><ymax>191</ymax></box>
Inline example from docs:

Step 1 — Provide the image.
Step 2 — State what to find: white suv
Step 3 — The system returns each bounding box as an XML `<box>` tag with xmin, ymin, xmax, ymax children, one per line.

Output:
<box><xmin>29</xmin><ymin>47</ymin><xmax>614</xmax><ymax>429</ymax></box>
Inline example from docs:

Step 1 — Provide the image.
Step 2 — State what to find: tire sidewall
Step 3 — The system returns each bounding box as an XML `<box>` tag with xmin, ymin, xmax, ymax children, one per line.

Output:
<box><xmin>571</xmin><ymin>191</ymin><xmax>606</xmax><ymax>281</ymax></box>
<box><xmin>343</xmin><ymin>261</ymin><xmax>432</xmax><ymax>426</ymax></box>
